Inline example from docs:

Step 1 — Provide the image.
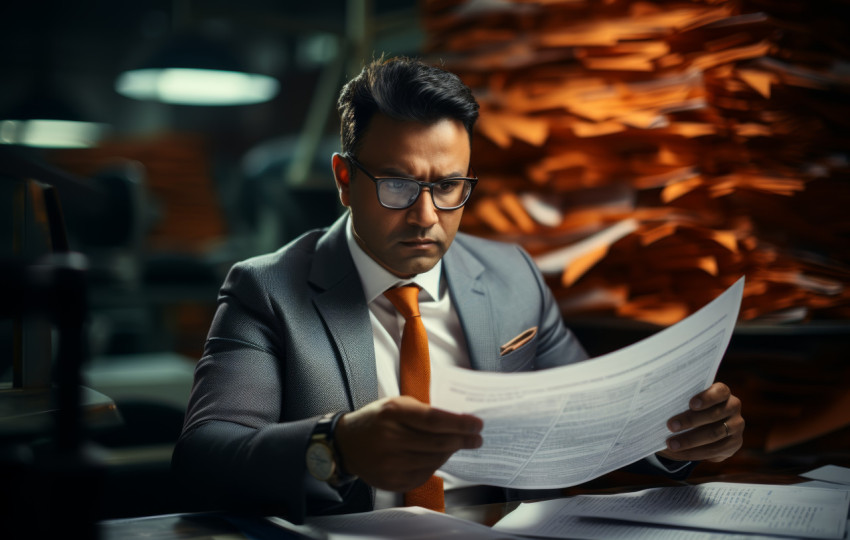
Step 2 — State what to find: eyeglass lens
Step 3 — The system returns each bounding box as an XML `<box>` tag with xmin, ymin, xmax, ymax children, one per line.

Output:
<box><xmin>379</xmin><ymin>179</ymin><xmax>471</xmax><ymax>210</ymax></box>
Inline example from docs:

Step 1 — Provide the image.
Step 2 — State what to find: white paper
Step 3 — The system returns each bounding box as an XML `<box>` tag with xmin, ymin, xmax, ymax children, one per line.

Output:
<box><xmin>432</xmin><ymin>278</ymin><xmax>744</xmax><ymax>489</ymax></box>
<box><xmin>803</xmin><ymin>465</ymin><xmax>850</xmax><ymax>486</ymax></box>
<box><xmin>495</xmin><ymin>508</ymin><xmax>784</xmax><ymax>540</ymax></box>
<box><xmin>265</xmin><ymin>507</ymin><xmax>525</xmax><ymax>539</ymax></box>
<box><xmin>533</xmin><ymin>218</ymin><xmax>639</xmax><ymax>274</ymax></box>
<box><xmin>798</xmin><ymin>480</ymin><xmax>850</xmax><ymax>492</ymax></box>
<box><xmin>493</xmin><ymin>482</ymin><xmax>850</xmax><ymax>540</ymax></box>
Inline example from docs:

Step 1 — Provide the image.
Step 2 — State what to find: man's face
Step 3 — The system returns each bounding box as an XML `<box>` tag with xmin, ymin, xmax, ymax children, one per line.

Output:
<box><xmin>333</xmin><ymin>113</ymin><xmax>471</xmax><ymax>278</ymax></box>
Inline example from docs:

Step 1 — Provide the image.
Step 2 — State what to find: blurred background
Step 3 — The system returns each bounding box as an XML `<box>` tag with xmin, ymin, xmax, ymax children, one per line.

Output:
<box><xmin>2</xmin><ymin>0</ymin><xmax>848</xmax><ymax>528</ymax></box>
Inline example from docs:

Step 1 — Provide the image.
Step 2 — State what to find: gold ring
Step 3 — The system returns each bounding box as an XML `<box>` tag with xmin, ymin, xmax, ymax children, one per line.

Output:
<box><xmin>723</xmin><ymin>421</ymin><xmax>730</xmax><ymax>437</ymax></box>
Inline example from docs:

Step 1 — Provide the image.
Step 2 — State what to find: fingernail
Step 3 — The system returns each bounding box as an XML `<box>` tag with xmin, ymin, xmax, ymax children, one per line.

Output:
<box><xmin>691</xmin><ymin>398</ymin><xmax>702</xmax><ymax>409</ymax></box>
<box><xmin>669</xmin><ymin>440</ymin><xmax>680</xmax><ymax>451</ymax></box>
<box><xmin>670</xmin><ymin>420</ymin><xmax>681</xmax><ymax>432</ymax></box>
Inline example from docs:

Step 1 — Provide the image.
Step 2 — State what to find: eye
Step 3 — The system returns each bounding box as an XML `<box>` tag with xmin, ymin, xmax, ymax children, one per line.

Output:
<box><xmin>435</xmin><ymin>180</ymin><xmax>461</xmax><ymax>193</ymax></box>
<box><xmin>385</xmin><ymin>179</ymin><xmax>411</xmax><ymax>192</ymax></box>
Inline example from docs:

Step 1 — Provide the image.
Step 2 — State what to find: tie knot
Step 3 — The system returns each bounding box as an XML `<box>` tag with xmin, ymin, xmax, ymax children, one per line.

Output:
<box><xmin>383</xmin><ymin>285</ymin><xmax>421</xmax><ymax>320</ymax></box>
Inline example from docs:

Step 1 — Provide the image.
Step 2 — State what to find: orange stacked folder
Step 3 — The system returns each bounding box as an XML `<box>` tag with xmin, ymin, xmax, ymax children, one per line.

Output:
<box><xmin>422</xmin><ymin>0</ymin><xmax>850</xmax><ymax>326</ymax></box>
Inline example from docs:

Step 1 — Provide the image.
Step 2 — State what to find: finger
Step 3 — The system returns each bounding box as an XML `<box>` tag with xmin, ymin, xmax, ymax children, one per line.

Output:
<box><xmin>668</xmin><ymin>393</ymin><xmax>741</xmax><ymax>433</ymax></box>
<box><xmin>415</xmin><ymin>407</ymin><xmax>483</xmax><ymax>435</ymax></box>
<box><xmin>388</xmin><ymin>399</ymin><xmax>483</xmax><ymax>435</ymax></box>
<box><xmin>365</xmin><ymin>401</ymin><xmax>482</xmax><ymax>452</ymax></box>
<box><xmin>666</xmin><ymin>415</ymin><xmax>744</xmax><ymax>454</ymax></box>
<box><xmin>688</xmin><ymin>382</ymin><xmax>731</xmax><ymax>411</ymax></box>
<box><xmin>390</xmin><ymin>417</ymin><xmax>483</xmax><ymax>453</ymax></box>
<box><xmin>661</xmin><ymin>425</ymin><xmax>742</xmax><ymax>462</ymax></box>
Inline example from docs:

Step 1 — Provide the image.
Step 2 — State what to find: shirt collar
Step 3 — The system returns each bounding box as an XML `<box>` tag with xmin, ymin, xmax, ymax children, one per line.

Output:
<box><xmin>345</xmin><ymin>214</ymin><xmax>443</xmax><ymax>304</ymax></box>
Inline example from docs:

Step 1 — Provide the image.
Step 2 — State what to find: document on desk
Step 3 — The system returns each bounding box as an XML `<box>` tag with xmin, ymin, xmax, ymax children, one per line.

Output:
<box><xmin>432</xmin><ymin>277</ymin><xmax>745</xmax><ymax>489</ymax></box>
<box><xmin>803</xmin><ymin>465</ymin><xmax>850</xmax><ymax>486</ymax></box>
<box><xmin>266</xmin><ymin>506</ymin><xmax>525</xmax><ymax>539</ymax></box>
<box><xmin>492</xmin><ymin>482</ymin><xmax>850</xmax><ymax>539</ymax></box>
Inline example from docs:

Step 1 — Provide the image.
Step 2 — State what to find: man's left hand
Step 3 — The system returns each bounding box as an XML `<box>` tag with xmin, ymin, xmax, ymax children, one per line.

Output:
<box><xmin>658</xmin><ymin>382</ymin><xmax>744</xmax><ymax>463</ymax></box>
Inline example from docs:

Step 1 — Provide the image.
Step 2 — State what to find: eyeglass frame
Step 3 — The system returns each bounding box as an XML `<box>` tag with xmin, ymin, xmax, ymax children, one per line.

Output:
<box><xmin>343</xmin><ymin>154</ymin><xmax>478</xmax><ymax>211</ymax></box>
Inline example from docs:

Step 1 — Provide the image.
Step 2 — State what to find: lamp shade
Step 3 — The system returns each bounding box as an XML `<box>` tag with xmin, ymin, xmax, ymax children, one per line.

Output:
<box><xmin>115</xmin><ymin>33</ymin><xmax>279</xmax><ymax>106</ymax></box>
<box><xmin>0</xmin><ymin>92</ymin><xmax>107</xmax><ymax>149</ymax></box>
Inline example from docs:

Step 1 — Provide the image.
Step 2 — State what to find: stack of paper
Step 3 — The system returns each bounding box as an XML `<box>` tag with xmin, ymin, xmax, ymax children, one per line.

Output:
<box><xmin>421</xmin><ymin>0</ymin><xmax>850</xmax><ymax>326</ymax></box>
<box><xmin>800</xmin><ymin>464</ymin><xmax>850</xmax><ymax>491</ymax></box>
<box><xmin>493</xmin><ymin>482</ymin><xmax>850</xmax><ymax>539</ymax></box>
<box><xmin>266</xmin><ymin>506</ymin><xmax>524</xmax><ymax>539</ymax></box>
<box><xmin>261</xmin><ymin>471</ymin><xmax>850</xmax><ymax>539</ymax></box>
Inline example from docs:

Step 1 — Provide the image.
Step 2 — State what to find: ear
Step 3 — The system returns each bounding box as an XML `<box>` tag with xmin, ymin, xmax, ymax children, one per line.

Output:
<box><xmin>332</xmin><ymin>153</ymin><xmax>352</xmax><ymax>207</ymax></box>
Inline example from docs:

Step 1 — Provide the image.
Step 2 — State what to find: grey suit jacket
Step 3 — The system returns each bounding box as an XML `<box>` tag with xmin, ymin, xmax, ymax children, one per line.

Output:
<box><xmin>173</xmin><ymin>213</ymin><xmax>600</xmax><ymax>521</ymax></box>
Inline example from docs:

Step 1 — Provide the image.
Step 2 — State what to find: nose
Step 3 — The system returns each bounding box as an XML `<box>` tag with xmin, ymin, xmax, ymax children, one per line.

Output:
<box><xmin>406</xmin><ymin>187</ymin><xmax>439</xmax><ymax>228</ymax></box>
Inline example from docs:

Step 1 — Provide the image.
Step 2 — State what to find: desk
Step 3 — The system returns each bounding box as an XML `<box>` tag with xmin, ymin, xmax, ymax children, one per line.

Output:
<box><xmin>0</xmin><ymin>386</ymin><xmax>121</xmax><ymax>439</ymax></box>
<box><xmin>98</xmin><ymin>469</ymin><xmax>814</xmax><ymax>539</ymax></box>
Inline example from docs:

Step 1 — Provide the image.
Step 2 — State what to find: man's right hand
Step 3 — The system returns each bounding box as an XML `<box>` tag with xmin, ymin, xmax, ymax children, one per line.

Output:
<box><xmin>333</xmin><ymin>396</ymin><xmax>483</xmax><ymax>492</ymax></box>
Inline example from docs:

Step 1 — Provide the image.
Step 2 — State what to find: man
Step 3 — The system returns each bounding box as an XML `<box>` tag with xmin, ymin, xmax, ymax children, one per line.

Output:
<box><xmin>172</xmin><ymin>56</ymin><xmax>744</xmax><ymax>523</ymax></box>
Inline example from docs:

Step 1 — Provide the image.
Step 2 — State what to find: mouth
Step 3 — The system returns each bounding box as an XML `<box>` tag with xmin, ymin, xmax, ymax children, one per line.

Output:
<box><xmin>400</xmin><ymin>238</ymin><xmax>437</xmax><ymax>249</ymax></box>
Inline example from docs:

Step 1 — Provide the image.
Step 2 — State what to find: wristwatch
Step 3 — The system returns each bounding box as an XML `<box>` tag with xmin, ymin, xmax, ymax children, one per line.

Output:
<box><xmin>305</xmin><ymin>411</ymin><xmax>355</xmax><ymax>487</ymax></box>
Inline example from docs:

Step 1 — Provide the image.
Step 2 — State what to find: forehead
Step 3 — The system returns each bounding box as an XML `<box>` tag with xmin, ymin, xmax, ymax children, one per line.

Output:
<box><xmin>357</xmin><ymin>114</ymin><xmax>470</xmax><ymax>167</ymax></box>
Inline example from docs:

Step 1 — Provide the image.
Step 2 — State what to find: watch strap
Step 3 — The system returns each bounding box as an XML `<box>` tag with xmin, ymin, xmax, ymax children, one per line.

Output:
<box><xmin>311</xmin><ymin>411</ymin><xmax>356</xmax><ymax>487</ymax></box>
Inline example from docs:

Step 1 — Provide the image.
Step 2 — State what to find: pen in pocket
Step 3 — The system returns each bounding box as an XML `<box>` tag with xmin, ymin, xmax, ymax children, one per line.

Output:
<box><xmin>499</xmin><ymin>326</ymin><xmax>538</xmax><ymax>356</ymax></box>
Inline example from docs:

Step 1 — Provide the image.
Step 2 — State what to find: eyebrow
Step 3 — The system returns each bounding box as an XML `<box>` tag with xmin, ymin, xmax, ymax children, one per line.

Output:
<box><xmin>373</xmin><ymin>166</ymin><xmax>469</xmax><ymax>180</ymax></box>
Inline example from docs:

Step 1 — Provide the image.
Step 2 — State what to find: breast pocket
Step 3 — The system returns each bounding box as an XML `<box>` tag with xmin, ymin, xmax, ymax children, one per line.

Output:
<box><xmin>498</xmin><ymin>333</ymin><xmax>538</xmax><ymax>372</ymax></box>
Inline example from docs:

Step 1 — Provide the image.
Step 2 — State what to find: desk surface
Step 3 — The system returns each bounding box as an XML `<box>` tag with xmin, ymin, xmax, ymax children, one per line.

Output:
<box><xmin>98</xmin><ymin>470</ymin><xmax>814</xmax><ymax>539</ymax></box>
<box><xmin>0</xmin><ymin>385</ymin><xmax>121</xmax><ymax>439</ymax></box>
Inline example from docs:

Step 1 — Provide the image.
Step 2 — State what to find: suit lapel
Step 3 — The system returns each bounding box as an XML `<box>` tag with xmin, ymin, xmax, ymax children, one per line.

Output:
<box><xmin>444</xmin><ymin>237</ymin><xmax>499</xmax><ymax>372</ymax></box>
<box><xmin>309</xmin><ymin>215</ymin><xmax>378</xmax><ymax>411</ymax></box>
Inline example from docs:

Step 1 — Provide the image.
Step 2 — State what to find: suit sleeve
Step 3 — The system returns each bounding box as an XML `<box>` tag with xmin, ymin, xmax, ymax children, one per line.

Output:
<box><xmin>171</xmin><ymin>262</ymin><xmax>368</xmax><ymax>522</ymax></box>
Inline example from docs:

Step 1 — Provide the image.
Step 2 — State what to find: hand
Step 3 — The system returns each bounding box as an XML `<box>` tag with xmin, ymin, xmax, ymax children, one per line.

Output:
<box><xmin>658</xmin><ymin>382</ymin><xmax>744</xmax><ymax>463</ymax></box>
<box><xmin>334</xmin><ymin>396</ymin><xmax>483</xmax><ymax>492</ymax></box>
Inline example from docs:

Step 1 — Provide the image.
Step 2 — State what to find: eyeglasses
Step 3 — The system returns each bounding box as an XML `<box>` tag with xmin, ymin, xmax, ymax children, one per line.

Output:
<box><xmin>345</xmin><ymin>155</ymin><xmax>478</xmax><ymax>211</ymax></box>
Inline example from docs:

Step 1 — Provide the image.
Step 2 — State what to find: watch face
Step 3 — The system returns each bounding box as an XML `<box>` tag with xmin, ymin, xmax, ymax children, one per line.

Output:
<box><xmin>306</xmin><ymin>442</ymin><xmax>335</xmax><ymax>481</ymax></box>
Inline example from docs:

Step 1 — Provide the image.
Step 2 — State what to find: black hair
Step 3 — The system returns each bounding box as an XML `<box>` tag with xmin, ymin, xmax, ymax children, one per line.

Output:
<box><xmin>337</xmin><ymin>56</ymin><xmax>479</xmax><ymax>156</ymax></box>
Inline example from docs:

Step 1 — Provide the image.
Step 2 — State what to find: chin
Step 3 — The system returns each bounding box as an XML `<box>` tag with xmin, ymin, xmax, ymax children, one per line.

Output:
<box><xmin>394</xmin><ymin>258</ymin><xmax>439</xmax><ymax>277</ymax></box>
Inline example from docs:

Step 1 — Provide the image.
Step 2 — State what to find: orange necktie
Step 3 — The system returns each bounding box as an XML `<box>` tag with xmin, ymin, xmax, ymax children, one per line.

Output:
<box><xmin>383</xmin><ymin>285</ymin><xmax>445</xmax><ymax>512</ymax></box>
